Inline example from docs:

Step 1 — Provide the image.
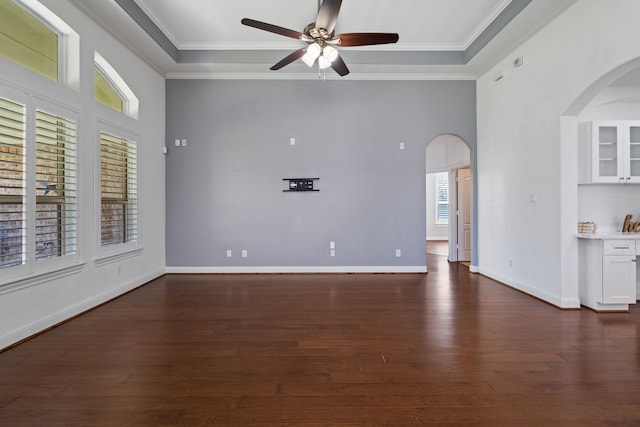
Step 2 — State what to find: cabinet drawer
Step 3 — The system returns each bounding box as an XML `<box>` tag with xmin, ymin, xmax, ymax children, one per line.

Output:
<box><xmin>603</xmin><ymin>240</ymin><xmax>636</xmax><ymax>256</ymax></box>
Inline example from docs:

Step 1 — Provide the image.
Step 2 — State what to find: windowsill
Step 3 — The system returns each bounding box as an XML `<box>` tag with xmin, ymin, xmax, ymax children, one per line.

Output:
<box><xmin>94</xmin><ymin>246</ymin><xmax>143</xmax><ymax>268</ymax></box>
<box><xmin>0</xmin><ymin>261</ymin><xmax>86</xmax><ymax>296</ymax></box>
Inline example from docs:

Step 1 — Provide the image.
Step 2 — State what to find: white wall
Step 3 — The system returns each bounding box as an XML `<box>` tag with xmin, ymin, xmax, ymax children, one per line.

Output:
<box><xmin>0</xmin><ymin>0</ymin><xmax>166</xmax><ymax>349</ymax></box>
<box><xmin>477</xmin><ymin>0</ymin><xmax>640</xmax><ymax>307</ymax></box>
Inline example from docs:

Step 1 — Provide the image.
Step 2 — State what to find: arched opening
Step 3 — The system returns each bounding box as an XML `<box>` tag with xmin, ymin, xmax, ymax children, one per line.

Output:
<box><xmin>425</xmin><ymin>134</ymin><xmax>472</xmax><ymax>266</ymax></box>
<box><xmin>562</xmin><ymin>58</ymin><xmax>640</xmax><ymax>306</ymax></box>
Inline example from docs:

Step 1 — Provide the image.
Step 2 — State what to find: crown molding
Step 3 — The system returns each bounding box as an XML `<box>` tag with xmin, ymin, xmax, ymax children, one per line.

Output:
<box><xmin>165</xmin><ymin>71</ymin><xmax>477</xmax><ymax>81</ymax></box>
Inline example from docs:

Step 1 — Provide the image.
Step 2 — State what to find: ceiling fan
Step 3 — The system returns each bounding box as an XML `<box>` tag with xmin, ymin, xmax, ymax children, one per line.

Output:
<box><xmin>241</xmin><ymin>0</ymin><xmax>399</xmax><ymax>76</ymax></box>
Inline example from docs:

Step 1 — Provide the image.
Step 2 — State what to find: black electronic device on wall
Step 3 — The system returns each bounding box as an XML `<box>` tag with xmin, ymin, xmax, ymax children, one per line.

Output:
<box><xmin>283</xmin><ymin>178</ymin><xmax>319</xmax><ymax>192</ymax></box>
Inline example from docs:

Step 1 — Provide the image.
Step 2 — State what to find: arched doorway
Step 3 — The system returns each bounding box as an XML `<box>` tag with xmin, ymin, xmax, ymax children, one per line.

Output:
<box><xmin>561</xmin><ymin>58</ymin><xmax>640</xmax><ymax>303</ymax></box>
<box><xmin>425</xmin><ymin>134</ymin><xmax>472</xmax><ymax>265</ymax></box>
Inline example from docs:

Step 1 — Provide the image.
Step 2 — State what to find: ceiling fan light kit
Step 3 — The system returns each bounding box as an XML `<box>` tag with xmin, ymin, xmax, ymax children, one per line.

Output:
<box><xmin>241</xmin><ymin>0</ymin><xmax>399</xmax><ymax>77</ymax></box>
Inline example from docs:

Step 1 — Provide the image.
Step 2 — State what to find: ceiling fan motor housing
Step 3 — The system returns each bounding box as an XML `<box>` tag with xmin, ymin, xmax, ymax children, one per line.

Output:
<box><xmin>304</xmin><ymin>23</ymin><xmax>334</xmax><ymax>41</ymax></box>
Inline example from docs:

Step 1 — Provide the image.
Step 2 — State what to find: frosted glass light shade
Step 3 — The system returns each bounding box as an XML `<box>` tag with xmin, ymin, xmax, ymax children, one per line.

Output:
<box><xmin>318</xmin><ymin>45</ymin><xmax>338</xmax><ymax>69</ymax></box>
<box><xmin>302</xmin><ymin>43</ymin><xmax>321</xmax><ymax>67</ymax></box>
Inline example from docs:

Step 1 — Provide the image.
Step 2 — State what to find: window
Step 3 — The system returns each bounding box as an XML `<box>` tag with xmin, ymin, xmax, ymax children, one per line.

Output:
<box><xmin>0</xmin><ymin>97</ymin><xmax>26</xmax><ymax>268</ymax></box>
<box><xmin>94</xmin><ymin>69</ymin><xmax>123</xmax><ymax>113</ymax></box>
<box><xmin>94</xmin><ymin>52</ymin><xmax>138</xmax><ymax>119</ymax></box>
<box><xmin>0</xmin><ymin>94</ymin><xmax>77</xmax><ymax>271</ymax></box>
<box><xmin>94</xmin><ymin>53</ymin><xmax>139</xmax><ymax>251</ymax></box>
<box><xmin>435</xmin><ymin>172</ymin><xmax>449</xmax><ymax>225</ymax></box>
<box><xmin>0</xmin><ymin>0</ymin><xmax>57</xmax><ymax>81</ymax></box>
<box><xmin>100</xmin><ymin>131</ymin><xmax>137</xmax><ymax>247</ymax></box>
<box><xmin>0</xmin><ymin>0</ymin><xmax>79</xmax><ymax>89</ymax></box>
<box><xmin>35</xmin><ymin>109</ymin><xmax>77</xmax><ymax>260</ymax></box>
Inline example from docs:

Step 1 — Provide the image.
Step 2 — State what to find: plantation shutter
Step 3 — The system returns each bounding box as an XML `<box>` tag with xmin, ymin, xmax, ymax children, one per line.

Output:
<box><xmin>35</xmin><ymin>109</ymin><xmax>77</xmax><ymax>260</ymax></box>
<box><xmin>0</xmin><ymin>97</ymin><xmax>26</xmax><ymax>268</ymax></box>
<box><xmin>100</xmin><ymin>132</ymin><xmax>137</xmax><ymax>246</ymax></box>
<box><xmin>436</xmin><ymin>172</ymin><xmax>449</xmax><ymax>223</ymax></box>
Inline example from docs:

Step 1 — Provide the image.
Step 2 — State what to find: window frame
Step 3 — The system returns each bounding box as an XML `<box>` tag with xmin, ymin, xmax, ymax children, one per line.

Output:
<box><xmin>0</xmin><ymin>84</ymin><xmax>81</xmax><ymax>285</ymax></box>
<box><xmin>95</xmin><ymin>122</ymin><xmax>138</xmax><ymax>259</ymax></box>
<box><xmin>94</xmin><ymin>52</ymin><xmax>138</xmax><ymax>120</ymax></box>
<box><xmin>3</xmin><ymin>0</ymin><xmax>80</xmax><ymax>90</ymax></box>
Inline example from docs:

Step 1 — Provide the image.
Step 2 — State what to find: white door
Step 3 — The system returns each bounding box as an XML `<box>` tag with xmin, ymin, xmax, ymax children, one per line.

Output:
<box><xmin>457</xmin><ymin>168</ymin><xmax>471</xmax><ymax>262</ymax></box>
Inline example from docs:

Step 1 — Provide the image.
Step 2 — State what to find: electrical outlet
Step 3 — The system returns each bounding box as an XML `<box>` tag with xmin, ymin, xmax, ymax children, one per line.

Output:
<box><xmin>242</xmin><ymin>250</ymin><xmax>247</xmax><ymax>258</ymax></box>
<box><xmin>396</xmin><ymin>249</ymin><xmax>401</xmax><ymax>257</ymax></box>
<box><xmin>330</xmin><ymin>249</ymin><xmax>336</xmax><ymax>257</ymax></box>
<box><xmin>330</xmin><ymin>241</ymin><xmax>335</xmax><ymax>249</ymax></box>
<box><xmin>226</xmin><ymin>250</ymin><xmax>232</xmax><ymax>258</ymax></box>
<box><xmin>116</xmin><ymin>265</ymin><xmax>121</xmax><ymax>275</ymax></box>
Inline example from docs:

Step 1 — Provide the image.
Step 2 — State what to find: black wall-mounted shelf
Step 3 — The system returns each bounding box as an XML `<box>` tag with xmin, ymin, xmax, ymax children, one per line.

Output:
<box><xmin>283</xmin><ymin>178</ymin><xmax>319</xmax><ymax>192</ymax></box>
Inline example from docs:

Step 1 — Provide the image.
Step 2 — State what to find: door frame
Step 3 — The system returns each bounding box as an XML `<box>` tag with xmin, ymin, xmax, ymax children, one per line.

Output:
<box><xmin>446</xmin><ymin>165</ymin><xmax>471</xmax><ymax>262</ymax></box>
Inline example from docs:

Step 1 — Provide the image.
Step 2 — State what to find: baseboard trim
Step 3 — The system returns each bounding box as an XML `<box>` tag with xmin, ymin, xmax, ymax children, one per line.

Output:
<box><xmin>478</xmin><ymin>267</ymin><xmax>580</xmax><ymax>309</ymax></box>
<box><xmin>166</xmin><ymin>266</ymin><xmax>428</xmax><ymax>274</ymax></box>
<box><xmin>0</xmin><ymin>268</ymin><xmax>165</xmax><ymax>351</ymax></box>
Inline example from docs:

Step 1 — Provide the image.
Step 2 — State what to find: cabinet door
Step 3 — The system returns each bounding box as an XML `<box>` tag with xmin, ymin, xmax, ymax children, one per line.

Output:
<box><xmin>625</xmin><ymin>121</ymin><xmax>640</xmax><ymax>183</ymax></box>
<box><xmin>602</xmin><ymin>255</ymin><xmax>636</xmax><ymax>304</ymax></box>
<box><xmin>592</xmin><ymin>121</ymin><xmax>624</xmax><ymax>183</ymax></box>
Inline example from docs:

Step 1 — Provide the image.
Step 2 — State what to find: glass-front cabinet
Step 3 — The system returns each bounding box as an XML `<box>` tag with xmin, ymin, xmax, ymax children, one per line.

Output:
<box><xmin>580</xmin><ymin>120</ymin><xmax>640</xmax><ymax>184</ymax></box>
<box><xmin>627</xmin><ymin>123</ymin><xmax>640</xmax><ymax>181</ymax></box>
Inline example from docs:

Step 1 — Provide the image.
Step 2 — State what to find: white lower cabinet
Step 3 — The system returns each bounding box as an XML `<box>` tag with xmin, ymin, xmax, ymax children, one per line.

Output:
<box><xmin>578</xmin><ymin>237</ymin><xmax>638</xmax><ymax>311</ymax></box>
<box><xmin>602</xmin><ymin>255</ymin><xmax>636</xmax><ymax>304</ymax></box>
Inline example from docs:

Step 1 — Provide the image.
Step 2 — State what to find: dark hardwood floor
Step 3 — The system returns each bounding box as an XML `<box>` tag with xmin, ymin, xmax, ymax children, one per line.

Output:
<box><xmin>1</xmin><ymin>254</ymin><xmax>640</xmax><ymax>426</ymax></box>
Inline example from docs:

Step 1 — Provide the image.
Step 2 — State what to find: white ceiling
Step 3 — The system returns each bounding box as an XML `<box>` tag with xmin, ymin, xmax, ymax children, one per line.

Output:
<box><xmin>136</xmin><ymin>0</ymin><xmax>509</xmax><ymax>51</ymax></box>
<box><xmin>70</xmin><ymin>0</ymin><xmax>579</xmax><ymax>79</ymax></box>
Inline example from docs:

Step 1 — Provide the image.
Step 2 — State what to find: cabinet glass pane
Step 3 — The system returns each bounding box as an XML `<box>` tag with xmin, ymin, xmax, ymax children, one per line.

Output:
<box><xmin>630</xmin><ymin>126</ymin><xmax>640</xmax><ymax>177</ymax></box>
<box><xmin>598</xmin><ymin>126</ymin><xmax>618</xmax><ymax>177</ymax></box>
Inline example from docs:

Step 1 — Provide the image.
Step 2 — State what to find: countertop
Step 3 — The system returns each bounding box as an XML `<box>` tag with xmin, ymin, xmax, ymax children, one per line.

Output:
<box><xmin>577</xmin><ymin>232</ymin><xmax>640</xmax><ymax>240</ymax></box>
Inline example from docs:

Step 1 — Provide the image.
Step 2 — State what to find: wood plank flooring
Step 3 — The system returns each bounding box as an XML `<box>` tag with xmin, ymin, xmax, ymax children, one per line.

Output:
<box><xmin>1</xmin><ymin>254</ymin><xmax>640</xmax><ymax>426</ymax></box>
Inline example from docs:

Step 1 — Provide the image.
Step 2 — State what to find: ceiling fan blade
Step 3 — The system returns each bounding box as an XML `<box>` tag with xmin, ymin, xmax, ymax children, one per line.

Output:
<box><xmin>241</xmin><ymin>18</ymin><xmax>304</xmax><ymax>40</ymax></box>
<box><xmin>330</xmin><ymin>54</ymin><xmax>349</xmax><ymax>76</ymax></box>
<box><xmin>335</xmin><ymin>33</ymin><xmax>399</xmax><ymax>47</ymax></box>
<box><xmin>270</xmin><ymin>48</ymin><xmax>307</xmax><ymax>70</ymax></box>
<box><xmin>315</xmin><ymin>0</ymin><xmax>342</xmax><ymax>33</ymax></box>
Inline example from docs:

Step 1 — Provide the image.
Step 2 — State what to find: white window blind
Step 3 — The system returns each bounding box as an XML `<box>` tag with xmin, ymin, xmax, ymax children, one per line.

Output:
<box><xmin>0</xmin><ymin>97</ymin><xmax>26</xmax><ymax>269</ymax></box>
<box><xmin>100</xmin><ymin>131</ymin><xmax>137</xmax><ymax>246</ymax></box>
<box><xmin>435</xmin><ymin>172</ymin><xmax>449</xmax><ymax>225</ymax></box>
<box><xmin>35</xmin><ymin>109</ymin><xmax>77</xmax><ymax>260</ymax></box>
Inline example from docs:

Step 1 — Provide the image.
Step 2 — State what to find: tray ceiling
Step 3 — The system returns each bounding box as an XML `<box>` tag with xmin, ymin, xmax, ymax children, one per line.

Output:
<box><xmin>69</xmin><ymin>0</ymin><xmax>578</xmax><ymax>79</ymax></box>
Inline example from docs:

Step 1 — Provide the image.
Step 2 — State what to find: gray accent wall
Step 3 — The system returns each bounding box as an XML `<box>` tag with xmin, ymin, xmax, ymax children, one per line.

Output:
<box><xmin>166</xmin><ymin>79</ymin><xmax>476</xmax><ymax>269</ymax></box>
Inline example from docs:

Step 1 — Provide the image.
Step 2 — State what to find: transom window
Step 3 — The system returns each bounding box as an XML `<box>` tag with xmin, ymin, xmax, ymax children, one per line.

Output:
<box><xmin>0</xmin><ymin>0</ymin><xmax>58</xmax><ymax>81</ymax></box>
<box><xmin>0</xmin><ymin>0</ymin><xmax>79</xmax><ymax>90</ymax></box>
<box><xmin>95</xmin><ymin>69</ymin><xmax>123</xmax><ymax>113</ymax></box>
<box><xmin>94</xmin><ymin>52</ymin><xmax>139</xmax><ymax>119</ymax></box>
